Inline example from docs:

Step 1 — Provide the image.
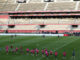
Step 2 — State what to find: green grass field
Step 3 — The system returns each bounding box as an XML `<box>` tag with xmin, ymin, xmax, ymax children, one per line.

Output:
<box><xmin>0</xmin><ymin>36</ymin><xmax>80</xmax><ymax>60</ymax></box>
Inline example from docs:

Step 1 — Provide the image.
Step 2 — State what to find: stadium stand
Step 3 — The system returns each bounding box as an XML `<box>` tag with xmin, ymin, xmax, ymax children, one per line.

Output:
<box><xmin>0</xmin><ymin>0</ymin><xmax>16</xmax><ymax>3</ymax></box>
<box><xmin>56</xmin><ymin>0</ymin><xmax>72</xmax><ymax>2</ymax></box>
<box><xmin>0</xmin><ymin>2</ymin><xmax>79</xmax><ymax>11</ymax></box>
<box><xmin>59</xmin><ymin>18</ymin><xmax>75</xmax><ymax>24</ymax></box>
<box><xmin>3</xmin><ymin>24</ymin><xmax>80</xmax><ymax>33</ymax></box>
<box><xmin>0</xmin><ymin>19</ymin><xmax>9</xmax><ymax>24</ymax></box>
<box><xmin>46</xmin><ymin>2</ymin><xmax>76</xmax><ymax>10</ymax></box>
<box><xmin>0</xmin><ymin>1</ymin><xmax>80</xmax><ymax>33</ymax></box>
<box><xmin>8</xmin><ymin>19</ymin><xmax>15</xmax><ymax>24</ymax></box>
<box><xmin>7</xmin><ymin>0</ymin><xmax>15</xmax><ymax>3</ymax></box>
<box><xmin>8</xmin><ymin>25</ymin><xmax>36</xmax><ymax>30</ymax></box>
<box><xmin>30</xmin><ymin>0</ymin><xmax>42</xmax><ymax>3</ymax></box>
<box><xmin>0</xmin><ymin>0</ymin><xmax>7</xmax><ymax>3</ymax></box>
<box><xmin>40</xmin><ymin>25</ymin><xmax>70</xmax><ymax>30</ymax></box>
<box><xmin>78</xmin><ymin>2</ymin><xmax>80</xmax><ymax>10</ymax></box>
<box><xmin>44</xmin><ymin>18</ymin><xmax>59</xmax><ymax>24</ymax></box>
<box><xmin>15</xmin><ymin>19</ymin><xmax>30</xmax><ymax>24</ymax></box>
<box><xmin>0</xmin><ymin>3</ymin><xmax>6</xmax><ymax>11</ymax></box>
<box><xmin>17</xmin><ymin>3</ymin><xmax>46</xmax><ymax>11</ymax></box>
<box><xmin>4</xmin><ymin>18</ymin><xmax>80</xmax><ymax>25</ymax></box>
<box><xmin>1</xmin><ymin>3</ymin><xmax>18</xmax><ymax>11</ymax></box>
<box><xmin>30</xmin><ymin>19</ymin><xmax>45</xmax><ymax>24</ymax></box>
<box><xmin>0</xmin><ymin>25</ymin><xmax>8</xmax><ymax>32</ymax></box>
<box><xmin>75</xmin><ymin>18</ymin><xmax>80</xmax><ymax>24</ymax></box>
<box><xmin>14</xmin><ymin>18</ymin><xmax>80</xmax><ymax>24</ymax></box>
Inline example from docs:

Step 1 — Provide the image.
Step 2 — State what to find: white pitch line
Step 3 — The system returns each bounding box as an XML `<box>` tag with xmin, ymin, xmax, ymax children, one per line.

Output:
<box><xmin>15</xmin><ymin>3</ymin><xmax>21</xmax><ymax>11</ymax></box>
<box><xmin>39</xmin><ymin>37</ymin><xmax>79</xmax><ymax>60</ymax></box>
<box><xmin>56</xmin><ymin>39</ymin><xmax>78</xmax><ymax>50</ymax></box>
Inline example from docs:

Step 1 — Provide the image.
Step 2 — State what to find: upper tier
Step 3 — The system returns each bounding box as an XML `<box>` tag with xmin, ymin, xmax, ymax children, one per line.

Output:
<box><xmin>0</xmin><ymin>1</ymin><xmax>80</xmax><ymax>12</ymax></box>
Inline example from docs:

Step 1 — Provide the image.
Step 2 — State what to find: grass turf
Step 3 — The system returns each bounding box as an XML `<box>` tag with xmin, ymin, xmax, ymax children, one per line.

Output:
<box><xmin>0</xmin><ymin>36</ymin><xmax>80</xmax><ymax>60</ymax></box>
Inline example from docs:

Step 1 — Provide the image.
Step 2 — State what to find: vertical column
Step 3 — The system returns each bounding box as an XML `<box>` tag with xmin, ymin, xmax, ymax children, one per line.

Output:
<box><xmin>54</xmin><ymin>0</ymin><xmax>57</xmax><ymax>2</ymax></box>
<box><xmin>70</xmin><ymin>0</ymin><xmax>73</xmax><ymax>2</ymax></box>
<box><xmin>15</xmin><ymin>0</ymin><xmax>16</xmax><ymax>3</ymax></box>
<box><xmin>15</xmin><ymin>3</ymin><xmax>21</xmax><ymax>11</ymax></box>
<box><xmin>75</xmin><ymin>1</ymin><xmax>80</xmax><ymax>10</ymax></box>
<box><xmin>27</xmin><ymin>0</ymin><xmax>30</xmax><ymax>3</ymax></box>
<box><xmin>44</xmin><ymin>3</ymin><xmax>49</xmax><ymax>11</ymax></box>
<box><xmin>41</xmin><ymin>0</ymin><xmax>43</xmax><ymax>2</ymax></box>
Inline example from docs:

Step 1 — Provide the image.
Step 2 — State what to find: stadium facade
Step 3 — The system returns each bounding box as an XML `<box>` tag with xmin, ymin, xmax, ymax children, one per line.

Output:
<box><xmin>0</xmin><ymin>0</ymin><xmax>80</xmax><ymax>34</ymax></box>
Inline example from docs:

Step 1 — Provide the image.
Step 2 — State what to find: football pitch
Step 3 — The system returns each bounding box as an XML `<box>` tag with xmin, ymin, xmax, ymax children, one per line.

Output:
<box><xmin>0</xmin><ymin>36</ymin><xmax>80</xmax><ymax>60</ymax></box>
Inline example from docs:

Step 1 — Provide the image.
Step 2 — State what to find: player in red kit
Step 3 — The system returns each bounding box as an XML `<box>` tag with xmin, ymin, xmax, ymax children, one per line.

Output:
<box><xmin>20</xmin><ymin>46</ymin><xmax>23</xmax><ymax>54</ymax></box>
<box><xmin>50</xmin><ymin>50</ymin><xmax>53</xmax><ymax>55</ymax></box>
<box><xmin>35</xmin><ymin>48</ymin><xmax>39</xmax><ymax>56</ymax></box>
<box><xmin>26</xmin><ymin>48</ymin><xmax>29</xmax><ymax>55</ymax></box>
<box><xmin>45</xmin><ymin>50</ymin><xmax>49</xmax><ymax>57</ymax></box>
<box><xmin>32</xmin><ymin>49</ymin><xmax>35</xmax><ymax>56</ymax></box>
<box><xmin>15</xmin><ymin>47</ymin><xmax>18</xmax><ymax>54</ymax></box>
<box><xmin>55</xmin><ymin>51</ymin><xmax>58</xmax><ymax>60</ymax></box>
<box><xmin>5</xmin><ymin>46</ymin><xmax>9</xmax><ymax>55</ymax></box>
<box><xmin>42</xmin><ymin>49</ymin><xmax>44</xmax><ymax>57</ymax></box>
<box><xmin>62</xmin><ymin>51</ymin><xmax>66</xmax><ymax>59</ymax></box>
<box><xmin>30</xmin><ymin>50</ymin><xmax>33</xmax><ymax>55</ymax></box>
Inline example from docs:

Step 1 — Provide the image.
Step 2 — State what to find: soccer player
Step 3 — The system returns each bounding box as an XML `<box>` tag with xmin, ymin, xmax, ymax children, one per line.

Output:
<box><xmin>26</xmin><ymin>48</ymin><xmax>29</xmax><ymax>55</ymax></box>
<box><xmin>20</xmin><ymin>46</ymin><xmax>23</xmax><ymax>54</ymax></box>
<box><xmin>10</xmin><ymin>45</ymin><xmax>13</xmax><ymax>52</ymax></box>
<box><xmin>30</xmin><ymin>49</ymin><xmax>33</xmax><ymax>55</ymax></box>
<box><xmin>45</xmin><ymin>50</ymin><xmax>49</xmax><ymax>57</ymax></box>
<box><xmin>62</xmin><ymin>51</ymin><xmax>66</xmax><ymax>59</ymax></box>
<box><xmin>35</xmin><ymin>48</ymin><xmax>39</xmax><ymax>56</ymax></box>
<box><xmin>42</xmin><ymin>49</ymin><xmax>44</xmax><ymax>57</ymax></box>
<box><xmin>50</xmin><ymin>50</ymin><xmax>53</xmax><ymax>55</ymax></box>
<box><xmin>10</xmin><ymin>45</ymin><xmax>13</xmax><ymax>49</ymax></box>
<box><xmin>42</xmin><ymin>35</ymin><xmax>45</xmax><ymax>38</ymax></box>
<box><xmin>12</xmin><ymin>48</ymin><xmax>16</xmax><ymax>54</ymax></box>
<box><xmin>0</xmin><ymin>47</ymin><xmax>2</xmax><ymax>54</ymax></box>
<box><xmin>5</xmin><ymin>46</ymin><xmax>9</xmax><ymax>55</ymax></box>
<box><xmin>45</xmin><ymin>48</ymin><xmax>47</xmax><ymax>51</ymax></box>
<box><xmin>72</xmin><ymin>49</ymin><xmax>75</xmax><ymax>60</ymax></box>
<box><xmin>15</xmin><ymin>47</ymin><xmax>18</xmax><ymax>54</ymax></box>
<box><xmin>55</xmin><ymin>51</ymin><xmax>58</xmax><ymax>60</ymax></box>
<box><xmin>32</xmin><ymin>49</ymin><xmax>35</xmax><ymax>56</ymax></box>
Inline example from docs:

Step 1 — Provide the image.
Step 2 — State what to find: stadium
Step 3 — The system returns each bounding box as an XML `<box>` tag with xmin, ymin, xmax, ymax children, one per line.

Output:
<box><xmin>0</xmin><ymin>0</ymin><xmax>80</xmax><ymax>60</ymax></box>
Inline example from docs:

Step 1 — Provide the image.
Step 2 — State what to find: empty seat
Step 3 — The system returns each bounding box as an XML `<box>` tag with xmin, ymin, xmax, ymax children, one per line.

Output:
<box><xmin>56</xmin><ymin>0</ymin><xmax>71</xmax><ymax>2</ymax></box>
<box><xmin>30</xmin><ymin>0</ymin><xmax>42</xmax><ymax>3</ymax></box>
<box><xmin>9</xmin><ymin>25</ymin><xmax>37</xmax><ymax>30</ymax></box>
<box><xmin>44</xmin><ymin>18</ymin><xmax>59</xmax><ymax>24</ymax></box>
<box><xmin>0</xmin><ymin>3</ymin><xmax>5</xmax><ymax>11</ymax></box>
<box><xmin>47</xmin><ymin>2</ymin><xmax>76</xmax><ymax>10</ymax></box>
<box><xmin>7</xmin><ymin>0</ymin><xmax>15</xmax><ymax>3</ymax></box>
<box><xmin>0</xmin><ymin>19</ymin><xmax>9</xmax><ymax>24</ymax></box>
<box><xmin>30</xmin><ymin>19</ymin><xmax>44</xmax><ymax>24</ymax></box>
<box><xmin>59</xmin><ymin>18</ymin><xmax>75</xmax><ymax>24</ymax></box>
<box><xmin>0</xmin><ymin>0</ymin><xmax>7</xmax><ymax>3</ymax></box>
<box><xmin>8</xmin><ymin>25</ymin><xmax>80</xmax><ymax>31</ymax></box>
<box><xmin>0</xmin><ymin>25</ymin><xmax>8</xmax><ymax>30</ymax></box>
<box><xmin>2</xmin><ymin>3</ymin><xmax>18</xmax><ymax>11</ymax></box>
<box><xmin>15</xmin><ymin>19</ymin><xmax>30</xmax><ymax>24</ymax></box>
<box><xmin>18</xmin><ymin>3</ymin><xmax>46</xmax><ymax>11</ymax></box>
<box><xmin>78</xmin><ymin>2</ymin><xmax>80</xmax><ymax>10</ymax></box>
<box><xmin>40</xmin><ymin>25</ymin><xmax>70</xmax><ymax>30</ymax></box>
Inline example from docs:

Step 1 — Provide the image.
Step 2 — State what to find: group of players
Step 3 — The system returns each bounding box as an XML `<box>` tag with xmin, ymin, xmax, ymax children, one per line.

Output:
<box><xmin>5</xmin><ymin>45</ymin><xmax>59</xmax><ymax>57</ymax></box>
<box><xmin>0</xmin><ymin>45</ymin><xmax>75</xmax><ymax>59</ymax></box>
